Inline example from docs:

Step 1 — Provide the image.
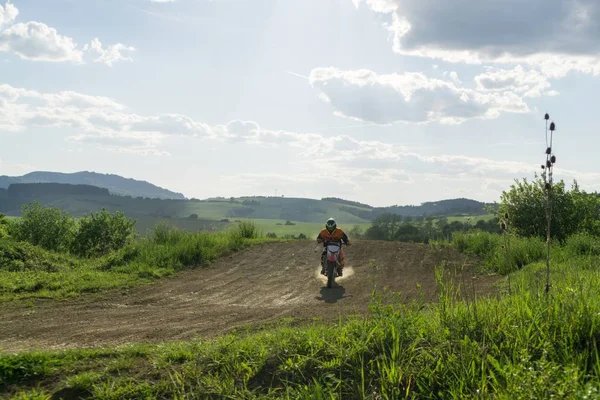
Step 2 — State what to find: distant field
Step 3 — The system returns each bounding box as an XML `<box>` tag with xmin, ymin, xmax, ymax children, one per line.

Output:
<box><xmin>224</xmin><ymin>218</ymin><xmax>371</xmax><ymax>238</ymax></box>
<box><xmin>447</xmin><ymin>214</ymin><xmax>495</xmax><ymax>223</ymax></box>
<box><xmin>182</xmin><ymin>198</ymin><xmax>371</xmax><ymax>224</ymax></box>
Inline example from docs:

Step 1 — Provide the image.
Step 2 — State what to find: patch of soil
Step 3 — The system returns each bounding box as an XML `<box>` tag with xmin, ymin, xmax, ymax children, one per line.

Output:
<box><xmin>0</xmin><ymin>241</ymin><xmax>501</xmax><ymax>352</ymax></box>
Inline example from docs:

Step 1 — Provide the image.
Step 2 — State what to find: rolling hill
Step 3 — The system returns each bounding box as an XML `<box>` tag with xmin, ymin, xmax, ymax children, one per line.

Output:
<box><xmin>0</xmin><ymin>183</ymin><xmax>493</xmax><ymax>224</ymax></box>
<box><xmin>0</xmin><ymin>171</ymin><xmax>185</xmax><ymax>200</ymax></box>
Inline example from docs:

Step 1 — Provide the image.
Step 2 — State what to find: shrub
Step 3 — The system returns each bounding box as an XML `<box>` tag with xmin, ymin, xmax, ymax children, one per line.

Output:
<box><xmin>71</xmin><ymin>210</ymin><xmax>137</xmax><ymax>257</ymax></box>
<box><xmin>349</xmin><ymin>224</ymin><xmax>364</xmax><ymax>238</ymax></box>
<box><xmin>0</xmin><ymin>238</ymin><xmax>76</xmax><ymax>272</ymax></box>
<box><xmin>0</xmin><ymin>213</ymin><xmax>9</xmax><ymax>239</ymax></box>
<box><xmin>266</xmin><ymin>232</ymin><xmax>278</xmax><ymax>239</ymax></box>
<box><xmin>298</xmin><ymin>233</ymin><xmax>308</xmax><ymax>240</ymax></box>
<box><xmin>188</xmin><ymin>214</ymin><xmax>199</xmax><ymax>220</ymax></box>
<box><xmin>11</xmin><ymin>202</ymin><xmax>76</xmax><ymax>252</ymax></box>
<box><xmin>236</xmin><ymin>221</ymin><xmax>260</xmax><ymax>239</ymax></box>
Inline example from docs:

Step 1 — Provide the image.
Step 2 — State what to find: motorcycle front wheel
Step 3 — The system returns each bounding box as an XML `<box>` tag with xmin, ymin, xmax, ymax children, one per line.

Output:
<box><xmin>326</xmin><ymin>260</ymin><xmax>336</xmax><ymax>288</ymax></box>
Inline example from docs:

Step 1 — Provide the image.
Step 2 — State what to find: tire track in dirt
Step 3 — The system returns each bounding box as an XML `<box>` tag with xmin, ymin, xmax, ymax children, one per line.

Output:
<box><xmin>0</xmin><ymin>241</ymin><xmax>501</xmax><ymax>352</ymax></box>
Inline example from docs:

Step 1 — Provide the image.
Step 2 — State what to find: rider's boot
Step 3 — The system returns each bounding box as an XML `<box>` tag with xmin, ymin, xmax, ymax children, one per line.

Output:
<box><xmin>337</xmin><ymin>265</ymin><xmax>343</xmax><ymax>277</ymax></box>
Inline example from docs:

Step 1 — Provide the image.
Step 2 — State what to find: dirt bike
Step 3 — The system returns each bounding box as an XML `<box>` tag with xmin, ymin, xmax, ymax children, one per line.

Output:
<box><xmin>323</xmin><ymin>241</ymin><xmax>343</xmax><ymax>289</ymax></box>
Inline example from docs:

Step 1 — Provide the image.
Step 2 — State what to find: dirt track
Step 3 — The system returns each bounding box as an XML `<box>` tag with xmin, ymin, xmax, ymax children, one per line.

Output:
<box><xmin>0</xmin><ymin>241</ymin><xmax>501</xmax><ymax>353</ymax></box>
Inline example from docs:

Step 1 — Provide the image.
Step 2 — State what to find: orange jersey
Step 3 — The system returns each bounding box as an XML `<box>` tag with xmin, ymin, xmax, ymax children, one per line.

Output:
<box><xmin>317</xmin><ymin>228</ymin><xmax>349</xmax><ymax>244</ymax></box>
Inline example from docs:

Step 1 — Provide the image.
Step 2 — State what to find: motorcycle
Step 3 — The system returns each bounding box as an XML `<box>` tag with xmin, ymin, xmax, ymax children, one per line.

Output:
<box><xmin>323</xmin><ymin>241</ymin><xmax>343</xmax><ymax>289</ymax></box>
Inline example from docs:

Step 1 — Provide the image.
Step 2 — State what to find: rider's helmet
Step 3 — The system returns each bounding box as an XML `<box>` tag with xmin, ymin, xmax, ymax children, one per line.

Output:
<box><xmin>326</xmin><ymin>218</ymin><xmax>337</xmax><ymax>233</ymax></box>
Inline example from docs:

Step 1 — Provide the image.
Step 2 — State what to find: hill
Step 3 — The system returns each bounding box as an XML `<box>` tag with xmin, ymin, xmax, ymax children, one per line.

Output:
<box><xmin>0</xmin><ymin>171</ymin><xmax>185</xmax><ymax>200</ymax></box>
<box><xmin>0</xmin><ymin>183</ymin><xmax>493</xmax><ymax>228</ymax></box>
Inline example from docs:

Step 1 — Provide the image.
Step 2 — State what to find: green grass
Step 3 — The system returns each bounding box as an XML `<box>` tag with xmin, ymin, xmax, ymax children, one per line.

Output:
<box><xmin>450</xmin><ymin>230</ymin><xmax>546</xmax><ymax>274</ymax></box>
<box><xmin>3</xmin><ymin>247</ymin><xmax>600</xmax><ymax>398</ymax></box>
<box><xmin>0</xmin><ymin>223</ymin><xmax>269</xmax><ymax>301</ymax></box>
<box><xmin>132</xmin><ymin>215</ymin><xmax>227</xmax><ymax>236</ymax></box>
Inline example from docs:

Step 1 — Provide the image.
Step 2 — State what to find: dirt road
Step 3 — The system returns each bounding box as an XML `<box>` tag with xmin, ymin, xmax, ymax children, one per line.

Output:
<box><xmin>0</xmin><ymin>241</ymin><xmax>500</xmax><ymax>352</ymax></box>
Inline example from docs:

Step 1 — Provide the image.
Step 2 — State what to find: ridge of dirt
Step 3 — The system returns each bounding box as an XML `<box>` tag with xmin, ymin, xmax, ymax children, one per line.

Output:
<box><xmin>0</xmin><ymin>241</ymin><xmax>501</xmax><ymax>353</ymax></box>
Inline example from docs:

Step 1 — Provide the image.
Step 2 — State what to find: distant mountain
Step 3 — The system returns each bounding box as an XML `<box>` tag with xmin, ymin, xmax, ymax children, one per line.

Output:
<box><xmin>0</xmin><ymin>171</ymin><xmax>185</xmax><ymax>200</ymax></box>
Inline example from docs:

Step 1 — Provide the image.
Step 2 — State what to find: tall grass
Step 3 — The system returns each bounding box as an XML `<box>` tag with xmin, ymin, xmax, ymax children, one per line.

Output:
<box><xmin>451</xmin><ymin>230</ymin><xmax>546</xmax><ymax>273</ymax></box>
<box><xmin>4</xmin><ymin>253</ymin><xmax>600</xmax><ymax>398</ymax></box>
<box><xmin>564</xmin><ymin>232</ymin><xmax>600</xmax><ymax>257</ymax></box>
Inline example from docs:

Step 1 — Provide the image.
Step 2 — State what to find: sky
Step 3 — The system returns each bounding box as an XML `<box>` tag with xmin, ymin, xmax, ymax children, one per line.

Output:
<box><xmin>1</xmin><ymin>0</ymin><xmax>600</xmax><ymax>207</ymax></box>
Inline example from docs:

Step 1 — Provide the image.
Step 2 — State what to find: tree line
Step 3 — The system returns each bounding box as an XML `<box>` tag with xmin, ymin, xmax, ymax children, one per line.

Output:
<box><xmin>354</xmin><ymin>214</ymin><xmax>500</xmax><ymax>243</ymax></box>
<box><xmin>356</xmin><ymin>176</ymin><xmax>600</xmax><ymax>244</ymax></box>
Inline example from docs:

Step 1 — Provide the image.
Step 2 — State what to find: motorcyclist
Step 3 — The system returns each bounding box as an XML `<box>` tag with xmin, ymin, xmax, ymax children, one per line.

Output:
<box><xmin>317</xmin><ymin>218</ymin><xmax>350</xmax><ymax>276</ymax></box>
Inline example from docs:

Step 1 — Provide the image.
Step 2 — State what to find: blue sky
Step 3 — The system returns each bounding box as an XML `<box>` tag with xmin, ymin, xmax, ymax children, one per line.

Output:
<box><xmin>1</xmin><ymin>0</ymin><xmax>599</xmax><ymax>206</ymax></box>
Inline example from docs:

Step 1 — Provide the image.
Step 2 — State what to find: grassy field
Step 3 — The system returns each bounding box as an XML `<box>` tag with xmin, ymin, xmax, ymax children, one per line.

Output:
<box><xmin>0</xmin><ymin>224</ymin><xmax>270</xmax><ymax>301</ymax></box>
<box><xmin>3</xmin><ymin>235</ymin><xmax>600</xmax><ymax>398</ymax></box>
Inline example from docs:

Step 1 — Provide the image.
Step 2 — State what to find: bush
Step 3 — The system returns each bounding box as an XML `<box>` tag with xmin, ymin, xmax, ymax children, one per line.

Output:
<box><xmin>266</xmin><ymin>232</ymin><xmax>278</xmax><ymax>239</ymax></box>
<box><xmin>0</xmin><ymin>213</ymin><xmax>9</xmax><ymax>239</ymax></box>
<box><xmin>11</xmin><ymin>202</ymin><xmax>76</xmax><ymax>252</ymax></box>
<box><xmin>188</xmin><ymin>214</ymin><xmax>199</xmax><ymax>220</ymax></box>
<box><xmin>284</xmin><ymin>220</ymin><xmax>296</xmax><ymax>226</ymax></box>
<box><xmin>70</xmin><ymin>210</ymin><xmax>136</xmax><ymax>258</ymax></box>
<box><xmin>349</xmin><ymin>224</ymin><xmax>364</xmax><ymax>238</ymax></box>
<box><xmin>236</xmin><ymin>221</ymin><xmax>260</xmax><ymax>239</ymax></box>
<box><xmin>0</xmin><ymin>238</ymin><xmax>76</xmax><ymax>272</ymax></box>
<box><xmin>298</xmin><ymin>233</ymin><xmax>308</xmax><ymax>240</ymax></box>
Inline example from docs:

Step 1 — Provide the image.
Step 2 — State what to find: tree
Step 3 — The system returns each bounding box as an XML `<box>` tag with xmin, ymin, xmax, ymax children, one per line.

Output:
<box><xmin>369</xmin><ymin>213</ymin><xmax>402</xmax><ymax>241</ymax></box>
<box><xmin>571</xmin><ymin>183</ymin><xmax>600</xmax><ymax>236</ymax></box>
<box><xmin>498</xmin><ymin>177</ymin><xmax>578</xmax><ymax>241</ymax></box>
<box><xmin>364</xmin><ymin>224</ymin><xmax>388</xmax><ymax>240</ymax></box>
<box><xmin>394</xmin><ymin>223</ymin><xmax>424</xmax><ymax>243</ymax></box>
<box><xmin>71</xmin><ymin>209</ymin><xmax>136</xmax><ymax>257</ymax></box>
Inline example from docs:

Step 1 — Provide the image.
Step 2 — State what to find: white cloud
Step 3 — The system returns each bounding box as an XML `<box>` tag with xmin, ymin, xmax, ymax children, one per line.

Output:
<box><xmin>84</xmin><ymin>38</ymin><xmax>135</xmax><ymax>67</ymax></box>
<box><xmin>0</xmin><ymin>22</ymin><xmax>83</xmax><ymax>62</ymax></box>
<box><xmin>355</xmin><ymin>0</ymin><xmax>600</xmax><ymax>76</ymax></box>
<box><xmin>0</xmin><ymin>2</ymin><xmax>134</xmax><ymax>65</ymax></box>
<box><xmin>309</xmin><ymin>67</ymin><xmax>528</xmax><ymax>124</ymax></box>
<box><xmin>475</xmin><ymin>66</ymin><xmax>553</xmax><ymax>98</ymax></box>
<box><xmin>4</xmin><ymin>83</ymin><xmax>598</xmax><ymax>200</ymax></box>
<box><xmin>129</xmin><ymin>114</ymin><xmax>214</xmax><ymax>138</ymax></box>
<box><xmin>0</xmin><ymin>1</ymin><xmax>17</xmax><ymax>26</ymax></box>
